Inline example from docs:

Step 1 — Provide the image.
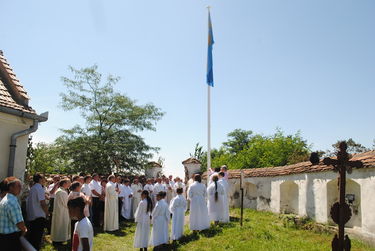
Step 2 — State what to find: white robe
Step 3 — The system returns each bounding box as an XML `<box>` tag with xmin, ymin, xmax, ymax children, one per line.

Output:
<box><xmin>51</xmin><ymin>188</ymin><xmax>70</xmax><ymax>242</ymax></box>
<box><xmin>153</xmin><ymin>183</ymin><xmax>166</xmax><ymax>202</ymax></box>
<box><xmin>150</xmin><ymin>199</ymin><xmax>170</xmax><ymax>246</ymax></box>
<box><xmin>218</xmin><ymin>179</ymin><xmax>230</xmax><ymax>223</ymax></box>
<box><xmin>165</xmin><ymin>183</ymin><xmax>173</xmax><ymax>204</ymax></box>
<box><xmin>134</xmin><ymin>199</ymin><xmax>151</xmax><ymax>248</ymax></box>
<box><xmin>207</xmin><ymin>181</ymin><xmax>225</xmax><ymax>222</ymax></box>
<box><xmin>131</xmin><ymin>183</ymin><xmax>143</xmax><ymax>216</ymax></box>
<box><xmin>187</xmin><ymin>181</ymin><xmax>210</xmax><ymax>231</ymax></box>
<box><xmin>121</xmin><ymin>185</ymin><xmax>133</xmax><ymax>219</ymax></box>
<box><xmin>104</xmin><ymin>181</ymin><xmax>119</xmax><ymax>231</ymax></box>
<box><xmin>144</xmin><ymin>184</ymin><xmax>154</xmax><ymax>203</ymax></box>
<box><xmin>169</xmin><ymin>194</ymin><xmax>187</xmax><ymax>240</ymax></box>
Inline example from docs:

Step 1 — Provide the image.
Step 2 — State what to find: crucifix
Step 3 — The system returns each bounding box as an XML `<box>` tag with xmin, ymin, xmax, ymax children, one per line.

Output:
<box><xmin>323</xmin><ymin>141</ymin><xmax>363</xmax><ymax>251</ymax></box>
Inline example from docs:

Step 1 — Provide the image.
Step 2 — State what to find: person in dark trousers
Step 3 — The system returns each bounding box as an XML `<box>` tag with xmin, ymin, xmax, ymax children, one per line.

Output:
<box><xmin>0</xmin><ymin>177</ymin><xmax>27</xmax><ymax>251</ymax></box>
<box><xmin>89</xmin><ymin>174</ymin><xmax>102</xmax><ymax>228</ymax></box>
<box><xmin>26</xmin><ymin>173</ymin><xmax>49</xmax><ymax>250</ymax></box>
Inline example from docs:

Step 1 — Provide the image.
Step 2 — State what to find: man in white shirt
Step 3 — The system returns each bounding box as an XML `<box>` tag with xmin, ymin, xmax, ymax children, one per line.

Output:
<box><xmin>26</xmin><ymin>173</ymin><xmax>49</xmax><ymax>250</ymax></box>
<box><xmin>89</xmin><ymin>174</ymin><xmax>103</xmax><ymax>228</ymax></box>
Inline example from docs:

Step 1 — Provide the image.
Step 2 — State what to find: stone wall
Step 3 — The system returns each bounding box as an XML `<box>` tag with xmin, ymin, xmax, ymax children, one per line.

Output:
<box><xmin>226</xmin><ymin>167</ymin><xmax>375</xmax><ymax>239</ymax></box>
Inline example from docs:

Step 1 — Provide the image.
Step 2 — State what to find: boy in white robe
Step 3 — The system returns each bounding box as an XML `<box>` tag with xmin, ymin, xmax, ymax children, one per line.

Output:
<box><xmin>149</xmin><ymin>192</ymin><xmax>170</xmax><ymax>248</ymax></box>
<box><xmin>169</xmin><ymin>188</ymin><xmax>187</xmax><ymax>241</ymax></box>
<box><xmin>104</xmin><ymin>175</ymin><xmax>119</xmax><ymax>231</ymax></box>
<box><xmin>121</xmin><ymin>180</ymin><xmax>133</xmax><ymax>220</ymax></box>
<box><xmin>187</xmin><ymin>174</ymin><xmax>210</xmax><ymax>231</ymax></box>
<box><xmin>218</xmin><ymin>172</ymin><xmax>230</xmax><ymax>223</ymax></box>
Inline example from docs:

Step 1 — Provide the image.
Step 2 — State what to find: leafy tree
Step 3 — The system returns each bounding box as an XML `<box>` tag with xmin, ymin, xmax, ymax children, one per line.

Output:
<box><xmin>209</xmin><ymin>129</ymin><xmax>311</xmax><ymax>170</ymax></box>
<box><xmin>26</xmin><ymin>137</ymin><xmax>70</xmax><ymax>174</ymax></box>
<box><xmin>57</xmin><ymin>65</ymin><xmax>164</xmax><ymax>174</ymax></box>
<box><xmin>223</xmin><ymin>129</ymin><xmax>253</xmax><ymax>154</ymax></box>
<box><xmin>190</xmin><ymin>143</ymin><xmax>205</xmax><ymax>160</ymax></box>
<box><xmin>331</xmin><ymin>138</ymin><xmax>370</xmax><ymax>155</ymax></box>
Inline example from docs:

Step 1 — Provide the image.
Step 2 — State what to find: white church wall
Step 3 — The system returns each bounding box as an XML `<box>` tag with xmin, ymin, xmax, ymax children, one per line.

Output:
<box><xmin>226</xmin><ymin>167</ymin><xmax>375</xmax><ymax>238</ymax></box>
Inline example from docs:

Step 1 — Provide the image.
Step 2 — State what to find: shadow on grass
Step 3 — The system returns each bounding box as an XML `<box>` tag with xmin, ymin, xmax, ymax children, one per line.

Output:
<box><xmin>93</xmin><ymin>221</ymin><xmax>135</xmax><ymax>237</ymax></box>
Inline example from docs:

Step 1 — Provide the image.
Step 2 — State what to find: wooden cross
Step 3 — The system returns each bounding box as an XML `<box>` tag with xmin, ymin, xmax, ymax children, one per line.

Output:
<box><xmin>323</xmin><ymin>141</ymin><xmax>364</xmax><ymax>251</ymax></box>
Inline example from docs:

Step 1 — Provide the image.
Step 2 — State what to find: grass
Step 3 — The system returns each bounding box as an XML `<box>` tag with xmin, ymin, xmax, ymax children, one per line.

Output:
<box><xmin>41</xmin><ymin>209</ymin><xmax>375</xmax><ymax>251</ymax></box>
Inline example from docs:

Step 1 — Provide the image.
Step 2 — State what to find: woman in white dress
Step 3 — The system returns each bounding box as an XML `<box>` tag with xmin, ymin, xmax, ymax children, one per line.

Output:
<box><xmin>187</xmin><ymin>174</ymin><xmax>210</xmax><ymax>232</ymax></box>
<box><xmin>134</xmin><ymin>190</ymin><xmax>153</xmax><ymax>251</ymax></box>
<box><xmin>207</xmin><ymin>174</ymin><xmax>225</xmax><ymax>225</ymax></box>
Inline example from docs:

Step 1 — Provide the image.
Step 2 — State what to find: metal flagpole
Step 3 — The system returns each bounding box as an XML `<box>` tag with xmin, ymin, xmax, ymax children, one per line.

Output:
<box><xmin>207</xmin><ymin>83</ymin><xmax>211</xmax><ymax>182</ymax></box>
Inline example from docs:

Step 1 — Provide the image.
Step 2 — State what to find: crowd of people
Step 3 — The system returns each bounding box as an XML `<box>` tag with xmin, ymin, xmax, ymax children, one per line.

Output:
<box><xmin>0</xmin><ymin>165</ymin><xmax>230</xmax><ymax>251</ymax></box>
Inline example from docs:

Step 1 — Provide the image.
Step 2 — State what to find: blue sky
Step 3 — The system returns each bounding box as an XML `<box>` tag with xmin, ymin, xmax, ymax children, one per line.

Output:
<box><xmin>1</xmin><ymin>0</ymin><xmax>375</xmax><ymax>178</ymax></box>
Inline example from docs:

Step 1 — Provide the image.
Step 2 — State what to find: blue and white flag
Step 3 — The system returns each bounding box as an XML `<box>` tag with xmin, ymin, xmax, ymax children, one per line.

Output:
<box><xmin>206</xmin><ymin>11</ymin><xmax>214</xmax><ymax>87</ymax></box>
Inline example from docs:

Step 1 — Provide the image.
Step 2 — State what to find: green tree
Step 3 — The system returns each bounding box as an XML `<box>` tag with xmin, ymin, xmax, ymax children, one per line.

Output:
<box><xmin>331</xmin><ymin>138</ymin><xmax>369</xmax><ymax>155</ymax></box>
<box><xmin>26</xmin><ymin>137</ymin><xmax>70</xmax><ymax>174</ymax></box>
<box><xmin>210</xmin><ymin>129</ymin><xmax>311</xmax><ymax>170</ymax></box>
<box><xmin>190</xmin><ymin>143</ymin><xmax>205</xmax><ymax>160</ymax></box>
<box><xmin>223</xmin><ymin>129</ymin><xmax>253</xmax><ymax>154</ymax></box>
<box><xmin>57</xmin><ymin>65</ymin><xmax>164</xmax><ymax>174</ymax></box>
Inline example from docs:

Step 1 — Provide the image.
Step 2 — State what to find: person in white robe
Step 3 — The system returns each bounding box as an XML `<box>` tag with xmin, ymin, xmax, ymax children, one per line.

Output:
<box><xmin>152</xmin><ymin>178</ymin><xmax>166</xmax><ymax>204</ymax></box>
<box><xmin>121</xmin><ymin>180</ymin><xmax>133</xmax><ymax>220</ymax></box>
<box><xmin>164</xmin><ymin>179</ymin><xmax>173</xmax><ymax>204</ymax></box>
<box><xmin>187</xmin><ymin>174</ymin><xmax>210</xmax><ymax>231</ymax></box>
<box><xmin>218</xmin><ymin>172</ymin><xmax>230</xmax><ymax>223</ymax></box>
<box><xmin>134</xmin><ymin>190</ymin><xmax>153</xmax><ymax>251</ymax></box>
<box><xmin>149</xmin><ymin>192</ymin><xmax>170</xmax><ymax>247</ymax></box>
<box><xmin>169</xmin><ymin>188</ymin><xmax>187</xmax><ymax>241</ymax></box>
<box><xmin>144</xmin><ymin>179</ymin><xmax>154</xmax><ymax>204</ymax></box>
<box><xmin>51</xmin><ymin>179</ymin><xmax>71</xmax><ymax>243</ymax></box>
<box><xmin>104</xmin><ymin>175</ymin><xmax>119</xmax><ymax>231</ymax></box>
<box><xmin>207</xmin><ymin>174</ymin><xmax>225</xmax><ymax>224</ymax></box>
<box><xmin>131</xmin><ymin>179</ymin><xmax>143</xmax><ymax>217</ymax></box>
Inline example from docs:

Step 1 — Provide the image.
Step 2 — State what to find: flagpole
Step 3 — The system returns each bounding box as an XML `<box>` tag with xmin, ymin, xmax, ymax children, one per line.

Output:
<box><xmin>206</xmin><ymin>6</ymin><xmax>212</xmax><ymax>184</ymax></box>
<box><xmin>207</xmin><ymin>83</ymin><xmax>211</xmax><ymax>182</ymax></box>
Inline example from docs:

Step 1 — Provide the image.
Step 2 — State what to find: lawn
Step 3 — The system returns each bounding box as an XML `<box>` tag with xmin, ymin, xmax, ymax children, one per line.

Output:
<box><xmin>41</xmin><ymin>209</ymin><xmax>374</xmax><ymax>251</ymax></box>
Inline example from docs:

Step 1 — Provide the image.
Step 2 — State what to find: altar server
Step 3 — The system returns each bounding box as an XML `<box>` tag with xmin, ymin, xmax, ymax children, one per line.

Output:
<box><xmin>187</xmin><ymin>174</ymin><xmax>210</xmax><ymax>231</ymax></box>
<box><xmin>169</xmin><ymin>188</ymin><xmax>187</xmax><ymax>241</ymax></box>
<box><xmin>134</xmin><ymin>190</ymin><xmax>153</xmax><ymax>251</ymax></box>
<box><xmin>149</xmin><ymin>192</ymin><xmax>170</xmax><ymax>248</ymax></box>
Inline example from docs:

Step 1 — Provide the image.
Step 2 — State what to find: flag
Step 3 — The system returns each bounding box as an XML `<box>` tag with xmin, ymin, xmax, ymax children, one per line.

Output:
<box><xmin>206</xmin><ymin>11</ymin><xmax>214</xmax><ymax>87</ymax></box>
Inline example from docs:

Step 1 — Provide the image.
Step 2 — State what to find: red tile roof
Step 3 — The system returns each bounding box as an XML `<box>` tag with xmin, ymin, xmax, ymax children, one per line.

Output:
<box><xmin>0</xmin><ymin>51</ymin><xmax>35</xmax><ymax>114</ymax></box>
<box><xmin>182</xmin><ymin>158</ymin><xmax>201</xmax><ymax>165</ymax></box>
<box><xmin>206</xmin><ymin>151</ymin><xmax>375</xmax><ymax>179</ymax></box>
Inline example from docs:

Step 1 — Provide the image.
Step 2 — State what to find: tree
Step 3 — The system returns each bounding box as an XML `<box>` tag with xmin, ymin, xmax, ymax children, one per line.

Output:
<box><xmin>331</xmin><ymin>138</ymin><xmax>369</xmax><ymax>155</ymax></box>
<box><xmin>57</xmin><ymin>65</ymin><xmax>164</xmax><ymax>174</ymax></box>
<box><xmin>209</xmin><ymin>129</ymin><xmax>311</xmax><ymax>170</ymax></box>
<box><xmin>190</xmin><ymin>143</ymin><xmax>205</xmax><ymax>160</ymax></box>
<box><xmin>26</xmin><ymin>137</ymin><xmax>70</xmax><ymax>174</ymax></box>
<box><xmin>223</xmin><ymin>129</ymin><xmax>253</xmax><ymax>154</ymax></box>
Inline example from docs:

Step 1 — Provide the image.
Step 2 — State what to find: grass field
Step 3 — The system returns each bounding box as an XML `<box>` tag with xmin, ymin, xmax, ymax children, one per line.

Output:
<box><xmin>41</xmin><ymin>209</ymin><xmax>374</xmax><ymax>251</ymax></box>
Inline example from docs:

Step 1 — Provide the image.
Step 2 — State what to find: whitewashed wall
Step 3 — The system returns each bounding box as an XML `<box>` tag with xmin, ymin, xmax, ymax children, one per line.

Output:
<box><xmin>0</xmin><ymin>112</ymin><xmax>33</xmax><ymax>181</ymax></box>
<box><xmin>227</xmin><ymin>168</ymin><xmax>375</xmax><ymax>239</ymax></box>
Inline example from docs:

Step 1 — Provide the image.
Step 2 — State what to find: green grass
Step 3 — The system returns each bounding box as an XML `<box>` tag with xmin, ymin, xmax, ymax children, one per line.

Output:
<box><xmin>41</xmin><ymin>209</ymin><xmax>375</xmax><ymax>251</ymax></box>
